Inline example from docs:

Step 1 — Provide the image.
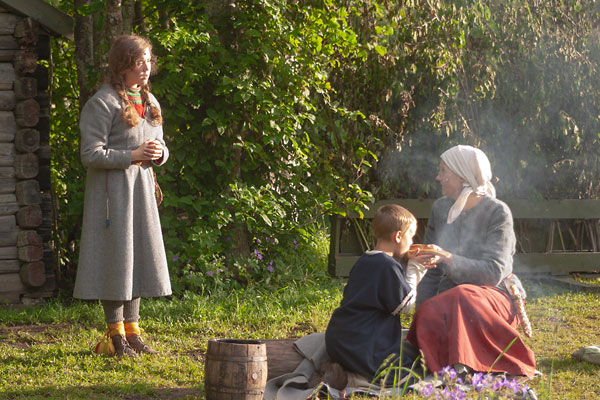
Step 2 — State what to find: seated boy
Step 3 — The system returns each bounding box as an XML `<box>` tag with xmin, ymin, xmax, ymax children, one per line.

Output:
<box><xmin>325</xmin><ymin>204</ymin><xmax>428</xmax><ymax>387</ymax></box>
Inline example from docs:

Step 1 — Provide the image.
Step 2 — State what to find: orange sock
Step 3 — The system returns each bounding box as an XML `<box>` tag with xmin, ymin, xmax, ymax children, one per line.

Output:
<box><xmin>124</xmin><ymin>321</ymin><xmax>141</xmax><ymax>338</ymax></box>
<box><xmin>107</xmin><ymin>321</ymin><xmax>125</xmax><ymax>337</ymax></box>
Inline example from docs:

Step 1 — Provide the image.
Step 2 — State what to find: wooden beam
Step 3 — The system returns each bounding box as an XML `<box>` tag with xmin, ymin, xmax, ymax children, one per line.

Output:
<box><xmin>0</xmin><ymin>0</ymin><xmax>74</xmax><ymax>40</ymax></box>
<box><xmin>346</xmin><ymin>199</ymin><xmax>600</xmax><ymax>220</ymax></box>
<box><xmin>331</xmin><ymin>253</ymin><xmax>600</xmax><ymax>278</ymax></box>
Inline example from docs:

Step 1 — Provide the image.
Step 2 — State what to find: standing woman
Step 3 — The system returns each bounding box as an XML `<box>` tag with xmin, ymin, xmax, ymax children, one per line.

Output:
<box><xmin>73</xmin><ymin>35</ymin><xmax>171</xmax><ymax>357</ymax></box>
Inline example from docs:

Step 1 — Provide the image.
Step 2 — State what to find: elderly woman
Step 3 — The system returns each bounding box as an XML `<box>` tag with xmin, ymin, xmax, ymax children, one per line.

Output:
<box><xmin>406</xmin><ymin>145</ymin><xmax>536</xmax><ymax>377</ymax></box>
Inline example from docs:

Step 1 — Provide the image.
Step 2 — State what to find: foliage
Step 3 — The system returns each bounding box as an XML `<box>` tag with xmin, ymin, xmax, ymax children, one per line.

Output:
<box><xmin>48</xmin><ymin>0</ymin><xmax>600</xmax><ymax>292</ymax></box>
<box><xmin>385</xmin><ymin>0</ymin><xmax>600</xmax><ymax>200</ymax></box>
<box><xmin>48</xmin><ymin>30</ymin><xmax>86</xmax><ymax>288</ymax></box>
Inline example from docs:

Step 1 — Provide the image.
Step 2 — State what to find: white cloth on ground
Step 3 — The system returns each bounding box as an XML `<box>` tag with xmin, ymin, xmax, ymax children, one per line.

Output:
<box><xmin>264</xmin><ymin>332</ymin><xmax>409</xmax><ymax>400</ymax></box>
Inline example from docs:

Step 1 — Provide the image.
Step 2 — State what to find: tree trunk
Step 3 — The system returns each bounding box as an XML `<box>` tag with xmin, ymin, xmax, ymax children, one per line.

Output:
<box><xmin>122</xmin><ymin>0</ymin><xmax>135</xmax><ymax>34</ymax></box>
<box><xmin>74</xmin><ymin>0</ymin><xmax>95</xmax><ymax>108</ymax></box>
<box><xmin>105</xmin><ymin>0</ymin><xmax>123</xmax><ymax>47</ymax></box>
<box><xmin>134</xmin><ymin>0</ymin><xmax>147</xmax><ymax>33</ymax></box>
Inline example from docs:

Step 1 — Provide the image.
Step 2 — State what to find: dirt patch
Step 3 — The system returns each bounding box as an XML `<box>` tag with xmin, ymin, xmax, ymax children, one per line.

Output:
<box><xmin>0</xmin><ymin>322</ymin><xmax>71</xmax><ymax>336</ymax></box>
<box><xmin>0</xmin><ymin>323</ymin><xmax>72</xmax><ymax>348</ymax></box>
<box><xmin>121</xmin><ymin>388</ymin><xmax>205</xmax><ymax>399</ymax></box>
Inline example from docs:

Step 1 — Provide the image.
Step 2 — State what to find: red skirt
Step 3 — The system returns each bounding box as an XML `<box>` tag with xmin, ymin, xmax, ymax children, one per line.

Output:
<box><xmin>407</xmin><ymin>284</ymin><xmax>536</xmax><ymax>376</ymax></box>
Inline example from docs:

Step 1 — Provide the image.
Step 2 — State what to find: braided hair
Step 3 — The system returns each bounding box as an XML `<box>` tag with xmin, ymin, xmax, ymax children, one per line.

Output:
<box><xmin>107</xmin><ymin>35</ymin><xmax>163</xmax><ymax>127</ymax></box>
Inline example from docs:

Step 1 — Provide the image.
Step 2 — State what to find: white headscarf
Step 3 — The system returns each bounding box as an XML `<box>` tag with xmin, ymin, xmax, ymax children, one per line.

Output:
<box><xmin>440</xmin><ymin>145</ymin><xmax>496</xmax><ymax>224</ymax></box>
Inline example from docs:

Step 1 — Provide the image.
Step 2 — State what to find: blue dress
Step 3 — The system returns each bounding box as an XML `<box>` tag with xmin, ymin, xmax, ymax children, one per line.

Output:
<box><xmin>325</xmin><ymin>251</ymin><xmax>416</xmax><ymax>382</ymax></box>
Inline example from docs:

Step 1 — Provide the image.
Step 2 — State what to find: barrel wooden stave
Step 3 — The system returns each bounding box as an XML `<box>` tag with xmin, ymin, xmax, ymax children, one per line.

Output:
<box><xmin>204</xmin><ymin>339</ymin><xmax>267</xmax><ymax>400</ymax></box>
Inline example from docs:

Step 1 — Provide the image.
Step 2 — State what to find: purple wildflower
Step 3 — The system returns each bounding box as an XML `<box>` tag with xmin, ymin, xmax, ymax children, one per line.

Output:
<box><xmin>172</xmin><ymin>255</ymin><xmax>179</xmax><ymax>262</ymax></box>
<box><xmin>187</xmin><ymin>275</ymin><xmax>192</xmax><ymax>279</ymax></box>
<box><xmin>187</xmin><ymin>258</ymin><xmax>192</xmax><ymax>263</ymax></box>
<box><xmin>267</xmin><ymin>261</ymin><xmax>274</xmax><ymax>272</ymax></box>
<box><xmin>442</xmin><ymin>366</ymin><xmax>457</xmax><ymax>380</ymax></box>
<box><xmin>441</xmin><ymin>387</ymin><xmax>452</xmax><ymax>399</ymax></box>
<box><xmin>253</xmin><ymin>249</ymin><xmax>263</xmax><ymax>260</ymax></box>
<box><xmin>421</xmin><ymin>384</ymin><xmax>434</xmax><ymax>396</ymax></box>
<box><xmin>293</xmin><ymin>239</ymin><xmax>299</xmax><ymax>249</ymax></box>
<box><xmin>206</xmin><ymin>270</ymin><xmax>214</xmax><ymax>277</ymax></box>
<box><xmin>491</xmin><ymin>378</ymin><xmax>504</xmax><ymax>391</ymax></box>
<box><xmin>507</xmin><ymin>378</ymin><xmax>521</xmax><ymax>393</ymax></box>
<box><xmin>472</xmin><ymin>372</ymin><xmax>485</xmax><ymax>391</ymax></box>
<box><xmin>255</xmin><ymin>238</ymin><xmax>261</xmax><ymax>244</ymax></box>
<box><xmin>453</xmin><ymin>388</ymin><xmax>466</xmax><ymax>400</ymax></box>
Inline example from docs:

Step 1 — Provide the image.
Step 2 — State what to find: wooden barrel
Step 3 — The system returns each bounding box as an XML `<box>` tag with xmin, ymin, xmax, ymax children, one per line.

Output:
<box><xmin>204</xmin><ymin>339</ymin><xmax>268</xmax><ymax>400</ymax></box>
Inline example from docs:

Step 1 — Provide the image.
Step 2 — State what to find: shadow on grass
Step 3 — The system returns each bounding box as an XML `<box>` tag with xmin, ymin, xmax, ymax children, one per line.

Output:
<box><xmin>0</xmin><ymin>384</ymin><xmax>205</xmax><ymax>399</ymax></box>
<box><xmin>536</xmin><ymin>356</ymin><xmax>600</xmax><ymax>373</ymax></box>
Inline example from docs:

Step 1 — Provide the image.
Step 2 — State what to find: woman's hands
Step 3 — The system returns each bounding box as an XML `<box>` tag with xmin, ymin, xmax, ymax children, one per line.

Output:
<box><xmin>132</xmin><ymin>140</ymin><xmax>163</xmax><ymax>162</ymax></box>
<box><xmin>408</xmin><ymin>244</ymin><xmax>453</xmax><ymax>268</ymax></box>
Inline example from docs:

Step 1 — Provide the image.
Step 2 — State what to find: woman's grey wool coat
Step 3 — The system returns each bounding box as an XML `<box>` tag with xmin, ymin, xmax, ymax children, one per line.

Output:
<box><xmin>73</xmin><ymin>84</ymin><xmax>172</xmax><ymax>301</ymax></box>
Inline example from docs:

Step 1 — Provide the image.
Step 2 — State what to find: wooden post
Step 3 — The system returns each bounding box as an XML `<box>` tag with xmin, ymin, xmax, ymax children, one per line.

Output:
<box><xmin>35</xmin><ymin>114</ymin><xmax>49</xmax><ymax>143</ymax></box>
<box><xmin>0</xmin><ymin>63</ymin><xmax>15</xmax><ymax>90</ymax></box>
<box><xmin>1</xmin><ymin>142</ymin><xmax>16</xmax><ymax>162</ymax></box>
<box><xmin>0</xmin><ymin>111</ymin><xmax>16</xmax><ymax>142</ymax></box>
<box><xmin>0</xmin><ymin>214</ymin><xmax>17</xmax><ymax>247</ymax></box>
<box><xmin>0</xmin><ymin>273</ymin><xmax>26</xmax><ymax>296</ymax></box>
<box><xmin>17</xmin><ymin>230</ymin><xmax>42</xmax><ymax>247</ymax></box>
<box><xmin>13</xmin><ymin>49</ymin><xmax>37</xmax><ymax>75</ymax></box>
<box><xmin>19</xmin><ymin>261</ymin><xmax>46</xmax><ymax>287</ymax></box>
<box><xmin>37</xmin><ymin>34</ymin><xmax>51</xmax><ymax>60</ymax></box>
<box><xmin>14</xmin><ymin>98</ymin><xmax>39</xmax><ymax>127</ymax></box>
<box><xmin>35</xmin><ymin>143</ymin><xmax>50</xmax><ymax>164</ymax></box>
<box><xmin>36</xmin><ymin>92</ymin><xmax>49</xmax><ymax>110</ymax></box>
<box><xmin>0</xmin><ymin>178</ymin><xmax>15</xmax><ymax>194</ymax></box>
<box><xmin>0</xmin><ymin>13</ymin><xmax>17</xmax><ymax>35</ymax></box>
<box><xmin>16</xmin><ymin>204</ymin><xmax>42</xmax><ymax>227</ymax></box>
<box><xmin>32</xmin><ymin>64</ymin><xmax>48</xmax><ymax>91</ymax></box>
<box><xmin>0</xmin><ymin>246</ymin><xmax>17</xmax><ymax>259</ymax></box>
<box><xmin>0</xmin><ymin>193</ymin><xmax>17</xmax><ymax>216</ymax></box>
<box><xmin>14</xmin><ymin>77</ymin><xmax>37</xmax><ymax>100</ymax></box>
<box><xmin>37</xmin><ymin>164</ymin><xmax>50</xmax><ymax>190</ymax></box>
<box><xmin>18</xmin><ymin>245</ymin><xmax>43</xmax><ymax>262</ymax></box>
<box><xmin>16</xmin><ymin>179</ymin><xmax>41</xmax><ymax>205</ymax></box>
<box><xmin>14</xmin><ymin>17</ymin><xmax>38</xmax><ymax>47</ymax></box>
<box><xmin>14</xmin><ymin>153</ymin><xmax>38</xmax><ymax>179</ymax></box>
<box><xmin>0</xmin><ymin>166</ymin><xmax>14</xmax><ymax>178</ymax></box>
<box><xmin>14</xmin><ymin>128</ymin><xmax>39</xmax><ymax>153</ymax></box>
<box><xmin>0</xmin><ymin>91</ymin><xmax>15</xmax><ymax>111</ymax></box>
<box><xmin>0</xmin><ymin>259</ymin><xmax>19</xmax><ymax>273</ymax></box>
<box><xmin>0</xmin><ymin>35</ymin><xmax>18</xmax><ymax>50</ymax></box>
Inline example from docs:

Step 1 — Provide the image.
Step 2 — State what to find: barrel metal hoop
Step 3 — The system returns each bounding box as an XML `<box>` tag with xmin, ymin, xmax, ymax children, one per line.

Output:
<box><xmin>205</xmin><ymin>384</ymin><xmax>266</xmax><ymax>394</ymax></box>
<box><xmin>206</xmin><ymin>355</ymin><xmax>267</xmax><ymax>363</ymax></box>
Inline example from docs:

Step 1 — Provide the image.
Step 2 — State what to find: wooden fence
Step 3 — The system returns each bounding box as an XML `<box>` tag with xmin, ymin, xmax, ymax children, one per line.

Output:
<box><xmin>328</xmin><ymin>199</ymin><xmax>600</xmax><ymax>277</ymax></box>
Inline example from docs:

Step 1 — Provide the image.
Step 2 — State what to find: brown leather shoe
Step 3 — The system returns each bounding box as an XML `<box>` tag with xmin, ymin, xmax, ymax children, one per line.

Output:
<box><xmin>126</xmin><ymin>334</ymin><xmax>158</xmax><ymax>354</ymax></box>
<box><xmin>111</xmin><ymin>334</ymin><xmax>137</xmax><ymax>358</ymax></box>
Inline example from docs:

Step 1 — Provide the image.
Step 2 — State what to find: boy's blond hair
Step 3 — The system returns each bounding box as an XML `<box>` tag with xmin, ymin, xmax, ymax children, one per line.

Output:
<box><xmin>372</xmin><ymin>204</ymin><xmax>416</xmax><ymax>241</ymax></box>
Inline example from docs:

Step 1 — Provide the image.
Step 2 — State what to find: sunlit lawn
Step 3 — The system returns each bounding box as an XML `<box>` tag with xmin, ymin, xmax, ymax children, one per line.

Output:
<box><xmin>0</xmin><ymin>278</ymin><xmax>599</xmax><ymax>399</ymax></box>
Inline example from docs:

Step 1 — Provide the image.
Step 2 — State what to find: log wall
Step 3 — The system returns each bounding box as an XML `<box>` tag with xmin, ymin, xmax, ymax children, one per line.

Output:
<box><xmin>0</xmin><ymin>9</ymin><xmax>55</xmax><ymax>304</ymax></box>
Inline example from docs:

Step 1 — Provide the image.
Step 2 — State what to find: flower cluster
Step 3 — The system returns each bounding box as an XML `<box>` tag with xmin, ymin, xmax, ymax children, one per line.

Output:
<box><xmin>418</xmin><ymin>366</ymin><xmax>533</xmax><ymax>400</ymax></box>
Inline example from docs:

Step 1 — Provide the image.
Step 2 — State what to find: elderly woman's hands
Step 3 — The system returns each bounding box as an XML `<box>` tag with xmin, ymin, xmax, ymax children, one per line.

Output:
<box><xmin>408</xmin><ymin>244</ymin><xmax>453</xmax><ymax>268</ymax></box>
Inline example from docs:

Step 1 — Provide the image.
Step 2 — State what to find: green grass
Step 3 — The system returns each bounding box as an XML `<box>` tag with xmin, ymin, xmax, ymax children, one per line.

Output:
<box><xmin>0</xmin><ymin>279</ymin><xmax>599</xmax><ymax>399</ymax></box>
